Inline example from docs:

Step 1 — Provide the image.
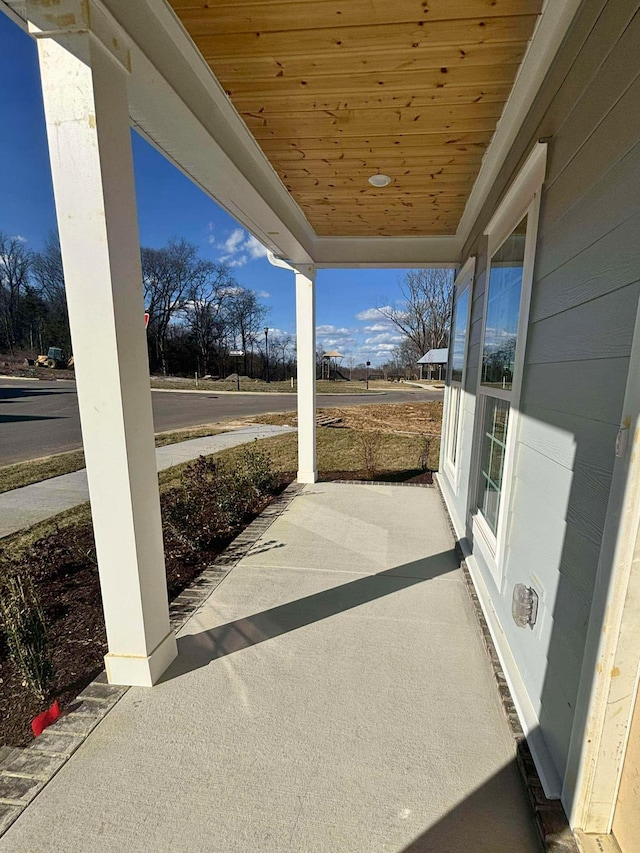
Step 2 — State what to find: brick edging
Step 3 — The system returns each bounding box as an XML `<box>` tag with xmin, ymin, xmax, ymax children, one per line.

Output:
<box><xmin>0</xmin><ymin>481</ymin><xmax>304</xmax><ymax>838</ymax></box>
<box><xmin>332</xmin><ymin>478</ymin><xmax>434</xmax><ymax>488</ymax></box>
<box><xmin>433</xmin><ymin>479</ymin><xmax>579</xmax><ymax>853</ymax></box>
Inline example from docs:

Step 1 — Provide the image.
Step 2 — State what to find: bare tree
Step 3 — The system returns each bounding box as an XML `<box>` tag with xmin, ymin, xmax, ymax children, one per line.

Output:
<box><xmin>187</xmin><ymin>263</ymin><xmax>237</xmax><ymax>376</ymax></box>
<box><xmin>142</xmin><ymin>238</ymin><xmax>211</xmax><ymax>374</ymax></box>
<box><xmin>31</xmin><ymin>233</ymin><xmax>70</xmax><ymax>352</ymax></box>
<box><xmin>0</xmin><ymin>233</ymin><xmax>32</xmax><ymax>354</ymax></box>
<box><xmin>378</xmin><ymin>269</ymin><xmax>453</xmax><ymax>363</ymax></box>
<box><xmin>227</xmin><ymin>288</ymin><xmax>269</xmax><ymax>377</ymax></box>
<box><xmin>345</xmin><ymin>353</ymin><xmax>356</xmax><ymax>380</ymax></box>
<box><xmin>270</xmin><ymin>333</ymin><xmax>294</xmax><ymax>381</ymax></box>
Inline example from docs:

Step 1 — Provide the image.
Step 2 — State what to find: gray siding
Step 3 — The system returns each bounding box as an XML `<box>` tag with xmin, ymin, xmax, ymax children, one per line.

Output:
<box><xmin>442</xmin><ymin>0</ymin><xmax>640</xmax><ymax>786</ymax></box>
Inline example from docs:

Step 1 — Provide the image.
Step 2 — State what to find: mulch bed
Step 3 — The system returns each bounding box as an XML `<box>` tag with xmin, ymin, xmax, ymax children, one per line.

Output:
<box><xmin>0</xmin><ymin>467</ymin><xmax>431</xmax><ymax>749</ymax></box>
<box><xmin>319</xmin><ymin>469</ymin><xmax>433</xmax><ymax>485</ymax></box>
<box><xmin>0</xmin><ymin>478</ymin><xmax>291</xmax><ymax>748</ymax></box>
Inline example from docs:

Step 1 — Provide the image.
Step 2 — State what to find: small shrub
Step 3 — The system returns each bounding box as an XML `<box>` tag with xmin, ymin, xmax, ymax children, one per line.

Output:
<box><xmin>162</xmin><ymin>445</ymin><xmax>276</xmax><ymax>551</ymax></box>
<box><xmin>357</xmin><ymin>430</ymin><xmax>383</xmax><ymax>475</ymax></box>
<box><xmin>418</xmin><ymin>435</ymin><xmax>433</xmax><ymax>471</ymax></box>
<box><xmin>0</xmin><ymin>570</ymin><xmax>55</xmax><ymax>701</ymax></box>
<box><xmin>236</xmin><ymin>441</ymin><xmax>277</xmax><ymax>495</ymax></box>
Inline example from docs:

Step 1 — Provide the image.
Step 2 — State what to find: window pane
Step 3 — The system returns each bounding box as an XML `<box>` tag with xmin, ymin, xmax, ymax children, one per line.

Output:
<box><xmin>450</xmin><ymin>287</ymin><xmax>470</xmax><ymax>383</ymax></box>
<box><xmin>481</xmin><ymin>216</ymin><xmax>527</xmax><ymax>390</ymax></box>
<box><xmin>477</xmin><ymin>398</ymin><xmax>510</xmax><ymax>536</ymax></box>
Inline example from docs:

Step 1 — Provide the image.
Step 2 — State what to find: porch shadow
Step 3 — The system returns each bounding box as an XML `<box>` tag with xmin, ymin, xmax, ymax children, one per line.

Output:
<box><xmin>0</xmin><ymin>386</ymin><xmax>74</xmax><ymax>403</ymax></box>
<box><xmin>160</xmin><ymin>550</ymin><xmax>459</xmax><ymax>682</ymax></box>
<box><xmin>399</xmin><ymin>759</ymin><xmax>543</xmax><ymax>852</ymax></box>
<box><xmin>0</xmin><ymin>413</ymin><xmax>63</xmax><ymax>423</ymax></box>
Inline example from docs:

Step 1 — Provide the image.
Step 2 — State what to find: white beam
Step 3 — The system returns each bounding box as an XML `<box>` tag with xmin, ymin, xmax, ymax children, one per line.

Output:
<box><xmin>29</xmin><ymin>0</ymin><xmax>176</xmax><ymax>686</ymax></box>
<box><xmin>312</xmin><ymin>235</ymin><xmax>462</xmax><ymax>268</ymax></box>
<box><xmin>295</xmin><ymin>266</ymin><xmax>317</xmax><ymax>483</ymax></box>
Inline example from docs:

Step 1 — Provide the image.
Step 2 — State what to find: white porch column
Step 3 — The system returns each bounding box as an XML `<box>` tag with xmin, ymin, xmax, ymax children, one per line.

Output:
<box><xmin>295</xmin><ymin>265</ymin><xmax>317</xmax><ymax>483</ymax></box>
<box><xmin>29</xmin><ymin>1</ymin><xmax>176</xmax><ymax>686</ymax></box>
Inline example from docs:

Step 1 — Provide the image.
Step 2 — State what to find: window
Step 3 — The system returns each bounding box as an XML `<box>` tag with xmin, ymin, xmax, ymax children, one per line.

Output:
<box><xmin>477</xmin><ymin>397</ymin><xmax>510</xmax><ymax>535</ymax></box>
<box><xmin>475</xmin><ymin>216</ymin><xmax>526</xmax><ymax>535</ymax></box>
<box><xmin>451</xmin><ymin>286</ymin><xmax>471</xmax><ymax>384</ymax></box>
<box><xmin>444</xmin><ymin>258</ymin><xmax>474</xmax><ymax>476</ymax></box>
<box><xmin>481</xmin><ymin>217</ymin><xmax>527</xmax><ymax>391</ymax></box>
<box><xmin>472</xmin><ymin>142</ymin><xmax>547</xmax><ymax>577</ymax></box>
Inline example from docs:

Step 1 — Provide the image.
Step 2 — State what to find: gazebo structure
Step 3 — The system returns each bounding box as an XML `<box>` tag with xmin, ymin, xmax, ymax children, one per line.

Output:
<box><xmin>417</xmin><ymin>348</ymin><xmax>449</xmax><ymax>381</ymax></box>
<box><xmin>2</xmin><ymin>1</ymin><xmax>640</xmax><ymax>846</ymax></box>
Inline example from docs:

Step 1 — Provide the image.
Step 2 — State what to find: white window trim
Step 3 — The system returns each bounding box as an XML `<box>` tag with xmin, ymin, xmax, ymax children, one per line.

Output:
<box><xmin>443</xmin><ymin>256</ymin><xmax>475</xmax><ymax>490</ymax></box>
<box><xmin>471</xmin><ymin>142</ymin><xmax>547</xmax><ymax>589</ymax></box>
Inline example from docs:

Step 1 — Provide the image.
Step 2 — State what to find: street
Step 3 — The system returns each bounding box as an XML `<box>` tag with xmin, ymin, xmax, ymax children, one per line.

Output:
<box><xmin>0</xmin><ymin>379</ymin><xmax>443</xmax><ymax>465</ymax></box>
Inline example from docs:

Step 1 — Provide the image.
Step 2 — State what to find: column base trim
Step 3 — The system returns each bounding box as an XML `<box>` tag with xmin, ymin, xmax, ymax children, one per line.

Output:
<box><xmin>105</xmin><ymin>630</ymin><xmax>177</xmax><ymax>687</ymax></box>
<box><xmin>297</xmin><ymin>470</ymin><xmax>317</xmax><ymax>484</ymax></box>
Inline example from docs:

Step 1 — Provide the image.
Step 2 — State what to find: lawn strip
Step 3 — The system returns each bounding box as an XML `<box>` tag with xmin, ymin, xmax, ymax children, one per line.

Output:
<box><xmin>0</xmin><ymin>425</ymin><xmax>228</xmax><ymax>494</ymax></box>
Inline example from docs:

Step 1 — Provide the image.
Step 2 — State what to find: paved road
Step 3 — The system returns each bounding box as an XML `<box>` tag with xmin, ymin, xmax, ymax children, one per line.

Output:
<box><xmin>0</xmin><ymin>378</ymin><xmax>442</xmax><ymax>465</ymax></box>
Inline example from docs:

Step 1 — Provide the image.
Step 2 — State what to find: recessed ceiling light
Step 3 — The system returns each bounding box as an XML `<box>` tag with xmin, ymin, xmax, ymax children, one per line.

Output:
<box><xmin>368</xmin><ymin>173</ymin><xmax>392</xmax><ymax>187</ymax></box>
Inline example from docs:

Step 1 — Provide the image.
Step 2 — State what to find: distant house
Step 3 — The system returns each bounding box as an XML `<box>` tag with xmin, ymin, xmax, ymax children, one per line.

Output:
<box><xmin>417</xmin><ymin>348</ymin><xmax>448</xmax><ymax>380</ymax></box>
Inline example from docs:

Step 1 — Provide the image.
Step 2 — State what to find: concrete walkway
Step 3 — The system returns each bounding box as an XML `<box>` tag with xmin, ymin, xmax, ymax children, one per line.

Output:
<box><xmin>0</xmin><ymin>483</ymin><xmax>540</xmax><ymax>852</ymax></box>
<box><xmin>0</xmin><ymin>425</ymin><xmax>293</xmax><ymax>538</ymax></box>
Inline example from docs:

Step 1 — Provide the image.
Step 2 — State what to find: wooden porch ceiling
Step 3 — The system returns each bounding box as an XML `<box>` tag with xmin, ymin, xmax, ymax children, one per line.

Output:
<box><xmin>167</xmin><ymin>1</ymin><xmax>543</xmax><ymax>238</ymax></box>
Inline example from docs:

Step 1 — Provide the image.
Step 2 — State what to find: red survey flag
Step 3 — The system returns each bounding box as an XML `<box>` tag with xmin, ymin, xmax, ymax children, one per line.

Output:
<box><xmin>31</xmin><ymin>700</ymin><xmax>61</xmax><ymax>737</ymax></box>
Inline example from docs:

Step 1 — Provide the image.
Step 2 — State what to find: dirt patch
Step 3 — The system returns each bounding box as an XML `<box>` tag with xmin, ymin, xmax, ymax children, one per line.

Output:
<box><xmin>0</xmin><ymin>479</ymin><xmax>291</xmax><ymax>749</ymax></box>
<box><xmin>0</xmin><ymin>354</ymin><xmax>75</xmax><ymax>382</ymax></box>
<box><xmin>251</xmin><ymin>401</ymin><xmax>443</xmax><ymax>436</ymax></box>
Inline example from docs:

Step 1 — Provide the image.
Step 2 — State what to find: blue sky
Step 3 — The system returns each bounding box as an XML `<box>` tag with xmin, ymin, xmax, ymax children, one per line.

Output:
<box><xmin>0</xmin><ymin>12</ymin><xmax>410</xmax><ymax>365</ymax></box>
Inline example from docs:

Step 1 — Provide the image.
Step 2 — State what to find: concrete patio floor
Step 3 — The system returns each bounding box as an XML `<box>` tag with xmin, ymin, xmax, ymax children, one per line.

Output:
<box><xmin>0</xmin><ymin>483</ymin><xmax>541</xmax><ymax>852</ymax></box>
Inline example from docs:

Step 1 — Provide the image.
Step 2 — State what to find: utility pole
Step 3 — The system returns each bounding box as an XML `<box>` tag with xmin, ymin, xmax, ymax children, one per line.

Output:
<box><xmin>264</xmin><ymin>326</ymin><xmax>270</xmax><ymax>383</ymax></box>
<box><xmin>366</xmin><ymin>360</ymin><xmax>370</xmax><ymax>391</ymax></box>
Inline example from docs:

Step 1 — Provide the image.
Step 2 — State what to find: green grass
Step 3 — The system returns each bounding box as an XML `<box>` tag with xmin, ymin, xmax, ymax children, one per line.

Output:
<box><xmin>150</xmin><ymin>377</ymin><xmax>385</xmax><ymax>394</ymax></box>
<box><xmin>0</xmin><ymin>451</ymin><xmax>87</xmax><ymax>495</ymax></box>
<box><xmin>154</xmin><ymin>425</ymin><xmax>225</xmax><ymax>447</ymax></box>
<box><xmin>0</xmin><ymin>425</ymin><xmax>227</xmax><ymax>495</ymax></box>
<box><xmin>203</xmin><ymin>428</ymin><xmax>439</xmax><ymax>480</ymax></box>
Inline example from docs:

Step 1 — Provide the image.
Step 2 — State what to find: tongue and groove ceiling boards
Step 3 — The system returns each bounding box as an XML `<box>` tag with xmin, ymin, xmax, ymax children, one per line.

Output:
<box><xmin>167</xmin><ymin>1</ymin><xmax>543</xmax><ymax>238</ymax></box>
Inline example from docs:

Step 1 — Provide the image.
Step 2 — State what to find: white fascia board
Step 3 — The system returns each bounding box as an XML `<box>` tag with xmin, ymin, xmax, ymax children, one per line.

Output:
<box><xmin>2</xmin><ymin>0</ymin><xmax>313</xmax><ymax>263</ymax></box>
<box><xmin>101</xmin><ymin>0</ymin><xmax>316</xmax><ymax>266</ymax></box>
<box><xmin>0</xmin><ymin>1</ymin><xmax>27</xmax><ymax>30</ymax></box>
<box><xmin>455</xmin><ymin>0</ymin><xmax>582</xmax><ymax>246</ymax></box>
<box><xmin>312</xmin><ymin>236</ymin><xmax>462</xmax><ymax>268</ymax></box>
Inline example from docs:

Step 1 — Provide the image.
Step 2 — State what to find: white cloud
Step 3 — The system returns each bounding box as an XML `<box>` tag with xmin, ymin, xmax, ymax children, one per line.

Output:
<box><xmin>219</xmin><ymin>285</ymin><xmax>244</xmax><ymax>297</ymax></box>
<box><xmin>257</xmin><ymin>290</ymin><xmax>271</xmax><ymax>299</ymax></box>
<box><xmin>321</xmin><ymin>337</ymin><xmax>358</xmax><ymax>350</ymax></box>
<box><xmin>364</xmin><ymin>323</ymin><xmax>392</xmax><ymax>332</ymax></box>
<box><xmin>11</xmin><ymin>235</ymin><xmax>27</xmax><ymax>243</ymax></box>
<box><xmin>355</xmin><ymin>306</ymin><xmax>392</xmax><ymax>321</ymax></box>
<box><xmin>317</xmin><ymin>324</ymin><xmax>355</xmax><ymax>336</ymax></box>
<box><xmin>245</xmin><ymin>234</ymin><xmax>268</xmax><ymax>260</ymax></box>
<box><xmin>365</xmin><ymin>332</ymin><xmax>403</xmax><ymax>345</ymax></box>
<box><xmin>316</xmin><ymin>324</ymin><xmax>359</xmax><ymax>353</ymax></box>
<box><xmin>209</xmin><ymin>226</ymin><xmax>268</xmax><ymax>268</ymax></box>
